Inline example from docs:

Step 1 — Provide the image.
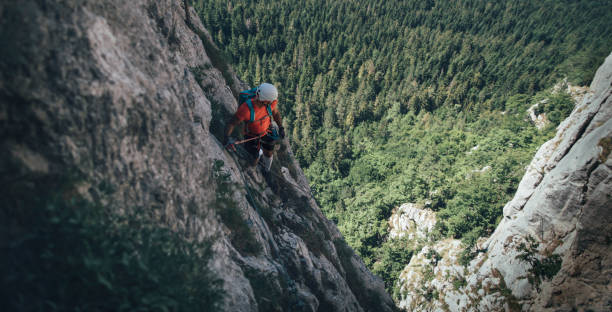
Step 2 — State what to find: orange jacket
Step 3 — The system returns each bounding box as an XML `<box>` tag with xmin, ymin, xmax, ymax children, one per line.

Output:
<box><xmin>235</xmin><ymin>100</ymin><xmax>278</xmax><ymax>135</ymax></box>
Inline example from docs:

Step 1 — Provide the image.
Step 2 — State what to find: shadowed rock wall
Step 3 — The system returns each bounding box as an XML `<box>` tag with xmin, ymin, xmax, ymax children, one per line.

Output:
<box><xmin>0</xmin><ymin>1</ymin><xmax>395</xmax><ymax>311</ymax></box>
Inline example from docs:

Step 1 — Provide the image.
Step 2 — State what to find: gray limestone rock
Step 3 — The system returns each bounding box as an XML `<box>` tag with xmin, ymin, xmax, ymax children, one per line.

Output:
<box><xmin>0</xmin><ymin>1</ymin><xmax>394</xmax><ymax>311</ymax></box>
<box><xmin>388</xmin><ymin>203</ymin><xmax>437</xmax><ymax>240</ymax></box>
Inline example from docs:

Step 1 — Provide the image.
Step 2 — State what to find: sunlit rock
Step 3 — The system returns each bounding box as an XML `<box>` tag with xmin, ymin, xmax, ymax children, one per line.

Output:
<box><xmin>388</xmin><ymin>203</ymin><xmax>437</xmax><ymax>240</ymax></box>
<box><xmin>396</xmin><ymin>53</ymin><xmax>612</xmax><ymax>311</ymax></box>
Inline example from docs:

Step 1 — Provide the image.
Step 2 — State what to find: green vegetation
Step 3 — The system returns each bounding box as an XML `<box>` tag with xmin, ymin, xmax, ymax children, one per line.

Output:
<box><xmin>425</xmin><ymin>248</ymin><xmax>442</xmax><ymax>266</ymax></box>
<box><xmin>191</xmin><ymin>0</ymin><xmax>612</xmax><ymax>296</ymax></box>
<box><xmin>422</xmin><ymin>285</ymin><xmax>439</xmax><ymax>301</ymax></box>
<box><xmin>452</xmin><ymin>275</ymin><xmax>467</xmax><ymax>290</ymax></box>
<box><xmin>516</xmin><ymin>236</ymin><xmax>563</xmax><ymax>291</ymax></box>
<box><xmin>533</xmin><ymin>90</ymin><xmax>575</xmax><ymax>125</ymax></box>
<box><xmin>422</xmin><ymin>265</ymin><xmax>435</xmax><ymax>283</ymax></box>
<box><xmin>1</xmin><ymin>175</ymin><xmax>222</xmax><ymax>311</ymax></box>
<box><xmin>458</xmin><ymin>247</ymin><xmax>478</xmax><ymax>267</ymax></box>
<box><xmin>371</xmin><ymin>237</ymin><xmax>414</xmax><ymax>293</ymax></box>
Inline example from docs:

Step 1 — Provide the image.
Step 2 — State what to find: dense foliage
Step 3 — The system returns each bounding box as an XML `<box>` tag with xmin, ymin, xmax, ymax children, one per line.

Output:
<box><xmin>1</xmin><ymin>175</ymin><xmax>222</xmax><ymax>311</ymax></box>
<box><xmin>192</xmin><ymin>0</ymin><xmax>612</xmax><ymax>296</ymax></box>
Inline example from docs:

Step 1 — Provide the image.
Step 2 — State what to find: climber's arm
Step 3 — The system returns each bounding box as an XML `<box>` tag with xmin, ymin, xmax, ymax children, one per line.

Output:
<box><xmin>272</xmin><ymin>106</ymin><xmax>285</xmax><ymax>139</ymax></box>
<box><xmin>272</xmin><ymin>107</ymin><xmax>283</xmax><ymax>128</ymax></box>
<box><xmin>225</xmin><ymin>115</ymin><xmax>241</xmax><ymax>139</ymax></box>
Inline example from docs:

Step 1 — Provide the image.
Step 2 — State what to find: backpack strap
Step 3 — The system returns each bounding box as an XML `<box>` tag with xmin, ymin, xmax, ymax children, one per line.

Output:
<box><xmin>245</xmin><ymin>99</ymin><xmax>273</xmax><ymax>124</ymax></box>
<box><xmin>239</xmin><ymin>88</ymin><xmax>258</xmax><ymax>98</ymax></box>
<box><xmin>246</xmin><ymin>98</ymin><xmax>255</xmax><ymax>123</ymax></box>
<box><xmin>265</xmin><ymin>103</ymin><xmax>273</xmax><ymax>120</ymax></box>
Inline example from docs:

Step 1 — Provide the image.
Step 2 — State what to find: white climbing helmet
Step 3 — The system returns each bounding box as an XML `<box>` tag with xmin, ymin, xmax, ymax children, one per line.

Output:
<box><xmin>257</xmin><ymin>83</ymin><xmax>278</xmax><ymax>102</ymax></box>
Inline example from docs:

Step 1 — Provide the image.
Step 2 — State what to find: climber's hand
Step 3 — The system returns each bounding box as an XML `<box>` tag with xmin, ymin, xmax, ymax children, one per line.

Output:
<box><xmin>279</xmin><ymin>126</ymin><xmax>285</xmax><ymax>139</ymax></box>
<box><xmin>225</xmin><ymin>137</ymin><xmax>237</xmax><ymax>152</ymax></box>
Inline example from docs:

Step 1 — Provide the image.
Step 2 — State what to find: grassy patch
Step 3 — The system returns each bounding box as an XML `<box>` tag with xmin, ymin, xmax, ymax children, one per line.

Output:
<box><xmin>422</xmin><ymin>265</ymin><xmax>435</xmax><ymax>283</ymax></box>
<box><xmin>459</xmin><ymin>246</ymin><xmax>477</xmax><ymax>266</ymax></box>
<box><xmin>598</xmin><ymin>137</ymin><xmax>612</xmax><ymax>163</ymax></box>
<box><xmin>452</xmin><ymin>275</ymin><xmax>467</xmax><ymax>290</ymax></box>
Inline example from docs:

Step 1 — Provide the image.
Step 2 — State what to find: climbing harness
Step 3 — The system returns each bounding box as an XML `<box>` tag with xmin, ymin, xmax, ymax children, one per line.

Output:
<box><xmin>226</xmin><ymin>125</ymin><xmax>280</xmax><ymax>153</ymax></box>
<box><xmin>226</xmin><ymin>131</ymin><xmax>268</xmax><ymax>148</ymax></box>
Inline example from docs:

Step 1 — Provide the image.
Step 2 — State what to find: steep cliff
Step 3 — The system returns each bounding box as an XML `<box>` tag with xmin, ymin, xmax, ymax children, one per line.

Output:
<box><xmin>0</xmin><ymin>1</ymin><xmax>394</xmax><ymax>311</ymax></box>
<box><xmin>395</xmin><ymin>54</ymin><xmax>612</xmax><ymax>311</ymax></box>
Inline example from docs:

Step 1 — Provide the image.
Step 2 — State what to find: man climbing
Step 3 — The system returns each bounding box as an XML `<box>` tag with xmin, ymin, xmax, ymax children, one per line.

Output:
<box><xmin>225</xmin><ymin>82</ymin><xmax>285</xmax><ymax>172</ymax></box>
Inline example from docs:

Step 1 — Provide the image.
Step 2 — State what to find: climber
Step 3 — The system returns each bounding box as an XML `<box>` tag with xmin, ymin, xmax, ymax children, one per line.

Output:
<box><xmin>225</xmin><ymin>82</ymin><xmax>285</xmax><ymax>172</ymax></box>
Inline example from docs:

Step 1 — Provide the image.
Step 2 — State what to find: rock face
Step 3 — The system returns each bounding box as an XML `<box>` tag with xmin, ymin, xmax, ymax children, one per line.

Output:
<box><xmin>396</xmin><ymin>239</ymin><xmax>464</xmax><ymax>311</ymax></box>
<box><xmin>527</xmin><ymin>101</ymin><xmax>550</xmax><ymax>130</ymax></box>
<box><xmin>388</xmin><ymin>203</ymin><xmax>437</xmax><ymax>240</ymax></box>
<box><xmin>0</xmin><ymin>1</ymin><xmax>394</xmax><ymax>311</ymax></box>
<box><xmin>491</xmin><ymin>52</ymin><xmax>612</xmax><ymax>311</ymax></box>
<box><xmin>396</xmin><ymin>53</ymin><xmax>612</xmax><ymax>311</ymax></box>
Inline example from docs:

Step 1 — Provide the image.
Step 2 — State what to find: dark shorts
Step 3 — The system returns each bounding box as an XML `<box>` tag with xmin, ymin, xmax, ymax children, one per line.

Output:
<box><xmin>244</xmin><ymin>133</ymin><xmax>277</xmax><ymax>158</ymax></box>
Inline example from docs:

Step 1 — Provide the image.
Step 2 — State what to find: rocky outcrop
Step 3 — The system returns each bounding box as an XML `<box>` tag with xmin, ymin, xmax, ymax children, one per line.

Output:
<box><xmin>491</xmin><ymin>52</ymin><xmax>612</xmax><ymax>312</ymax></box>
<box><xmin>396</xmin><ymin>239</ymin><xmax>464</xmax><ymax>311</ymax></box>
<box><xmin>396</xmin><ymin>53</ymin><xmax>612</xmax><ymax>311</ymax></box>
<box><xmin>0</xmin><ymin>1</ymin><xmax>394</xmax><ymax>311</ymax></box>
<box><xmin>388</xmin><ymin>203</ymin><xmax>437</xmax><ymax>240</ymax></box>
<box><xmin>527</xmin><ymin>79</ymin><xmax>592</xmax><ymax>130</ymax></box>
<box><xmin>527</xmin><ymin>102</ymin><xmax>550</xmax><ymax>130</ymax></box>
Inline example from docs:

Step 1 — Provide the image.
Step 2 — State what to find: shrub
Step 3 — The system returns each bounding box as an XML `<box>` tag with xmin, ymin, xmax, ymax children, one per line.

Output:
<box><xmin>1</xmin><ymin>175</ymin><xmax>222</xmax><ymax>311</ymax></box>
<box><xmin>534</xmin><ymin>91</ymin><xmax>575</xmax><ymax>125</ymax></box>
<box><xmin>371</xmin><ymin>238</ymin><xmax>414</xmax><ymax>295</ymax></box>
<box><xmin>515</xmin><ymin>236</ymin><xmax>563</xmax><ymax>291</ymax></box>
<box><xmin>452</xmin><ymin>275</ymin><xmax>467</xmax><ymax>290</ymax></box>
